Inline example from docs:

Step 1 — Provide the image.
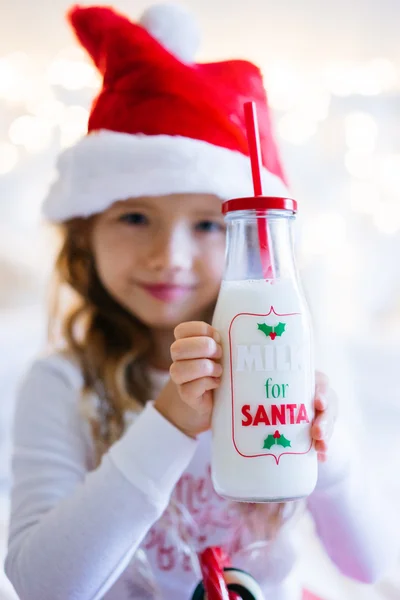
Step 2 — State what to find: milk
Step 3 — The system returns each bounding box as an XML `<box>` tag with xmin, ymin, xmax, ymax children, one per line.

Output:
<box><xmin>211</xmin><ymin>278</ymin><xmax>317</xmax><ymax>502</ymax></box>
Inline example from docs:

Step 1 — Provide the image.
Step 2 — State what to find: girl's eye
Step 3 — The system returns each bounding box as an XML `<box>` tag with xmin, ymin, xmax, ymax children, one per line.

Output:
<box><xmin>119</xmin><ymin>212</ymin><xmax>148</xmax><ymax>226</ymax></box>
<box><xmin>195</xmin><ymin>220</ymin><xmax>225</xmax><ymax>233</ymax></box>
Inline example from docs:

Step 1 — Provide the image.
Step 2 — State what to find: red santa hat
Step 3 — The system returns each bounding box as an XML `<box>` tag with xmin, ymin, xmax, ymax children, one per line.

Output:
<box><xmin>42</xmin><ymin>3</ymin><xmax>289</xmax><ymax>222</ymax></box>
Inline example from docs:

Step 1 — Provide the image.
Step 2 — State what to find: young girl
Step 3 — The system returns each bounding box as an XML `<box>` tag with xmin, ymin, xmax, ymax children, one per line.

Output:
<box><xmin>5</xmin><ymin>4</ymin><xmax>396</xmax><ymax>600</ymax></box>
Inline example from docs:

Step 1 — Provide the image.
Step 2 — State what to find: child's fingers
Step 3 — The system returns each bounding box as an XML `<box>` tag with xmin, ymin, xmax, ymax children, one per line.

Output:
<box><xmin>170</xmin><ymin>358</ymin><xmax>222</xmax><ymax>385</ymax></box>
<box><xmin>315</xmin><ymin>371</ymin><xmax>329</xmax><ymax>394</ymax></box>
<box><xmin>171</xmin><ymin>336</ymin><xmax>222</xmax><ymax>361</ymax></box>
<box><xmin>314</xmin><ymin>395</ymin><xmax>328</xmax><ymax>412</ymax></box>
<box><xmin>178</xmin><ymin>377</ymin><xmax>221</xmax><ymax>411</ymax></box>
<box><xmin>314</xmin><ymin>439</ymin><xmax>328</xmax><ymax>453</ymax></box>
<box><xmin>315</xmin><ymin>439</ymin><xmax>329</xmax><ymax>462</ymax></box>
<box><xmin>174</xmin><ymin>321</ymin><xmax>221</xmax><ymax>343</ymax></box>
<box><xmin>311</xmin><ymin>413</ymin><xmax>326</xmax><ymax>440</ymax></box>
<box><xmin>314</xmin><ymin>387</ymin><xmax>338</xmax><ymax>430</ymax></box>
<box><xmin>311</xmin><ymin>415</ymin><xmax>333</xmax><ymax>441</ymax></box>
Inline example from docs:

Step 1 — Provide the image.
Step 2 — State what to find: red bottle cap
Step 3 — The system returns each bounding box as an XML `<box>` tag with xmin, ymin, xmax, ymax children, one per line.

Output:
<box><xmin>222</xmin><ymin>196</ymin><xmax>297</xmax><ymax>214</ymax></box>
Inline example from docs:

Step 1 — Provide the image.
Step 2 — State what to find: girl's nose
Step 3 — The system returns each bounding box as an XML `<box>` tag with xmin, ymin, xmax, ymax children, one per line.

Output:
<box><xmin>146</xmin><ymin>225</ymin><xmax>194</xmax><ymax>273</ymax></box>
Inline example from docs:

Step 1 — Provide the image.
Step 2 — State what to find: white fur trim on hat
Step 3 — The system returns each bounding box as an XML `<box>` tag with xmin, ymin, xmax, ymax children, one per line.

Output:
<box><xmin>42</xmin><ymin>131</ymin><xmax>289</xmax><ymax>223</ymax></box>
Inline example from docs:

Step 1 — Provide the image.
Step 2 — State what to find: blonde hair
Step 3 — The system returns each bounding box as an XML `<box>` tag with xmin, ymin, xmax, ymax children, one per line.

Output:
<box><xmin>50</xmin><ymin>216</ymin><xmax>295</xmax><ymax>547</ymax></box>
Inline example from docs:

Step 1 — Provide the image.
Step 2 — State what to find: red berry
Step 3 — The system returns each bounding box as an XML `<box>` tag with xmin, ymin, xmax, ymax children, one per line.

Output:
<box><xmin>270</xmin><ymin>332</ymin><xmax>277</xmax><ymax>340</ymax></box>
<box><xmin>273</xmin><ymin>430</ymin><xmax>281</xmax><ymax>439</ymax></box>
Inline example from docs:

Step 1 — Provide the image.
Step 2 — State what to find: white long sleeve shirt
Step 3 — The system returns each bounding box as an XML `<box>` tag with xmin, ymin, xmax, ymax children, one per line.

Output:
<box><xmin>5</xmin><ymin>352</ymin><xmax>396</xmax><ymax>600</ymax></box>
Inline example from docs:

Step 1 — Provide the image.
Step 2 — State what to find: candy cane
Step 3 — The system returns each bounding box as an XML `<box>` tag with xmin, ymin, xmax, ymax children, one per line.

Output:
<box><xmin>200</xmin><ymin>547</ymin><xmax>230</xmax><ymax>600</ymax></box>
<box><xmin>191</xmin><ymin>547</ymin><xmax>265</xmax><ymax>600</ymax></box>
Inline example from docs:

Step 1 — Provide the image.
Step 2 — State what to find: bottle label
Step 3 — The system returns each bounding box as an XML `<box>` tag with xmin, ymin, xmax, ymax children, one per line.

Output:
<box><xmin>228</xmin><ymin>306</ymin><xmax>314</xmax><ymax>464</ymax></box>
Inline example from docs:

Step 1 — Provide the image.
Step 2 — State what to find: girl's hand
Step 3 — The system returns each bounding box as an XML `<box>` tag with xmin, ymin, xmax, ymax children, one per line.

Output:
<box><xmin>154</xmin><ymin>322</ymin><xmax>222</xmax><ymax>438</ymax></box>
<box><xmin>311</xmin><ymin>371</ymin><xmax>338</xmax><ymax>462</ymax></box>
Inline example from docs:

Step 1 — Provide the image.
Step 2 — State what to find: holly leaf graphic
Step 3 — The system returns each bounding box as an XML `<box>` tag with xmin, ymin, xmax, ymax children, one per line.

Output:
<box><xmin>257</xmin><ymin>323</ymin><xmax>273</xmax><ymax>337</ymax></box>
<box><xmin>277</xmin><ymin>434</ymin><xmax>291</xmax><ymax>448</ymax></box>
<box><xmin>274</xmin><ymin>322</ymin><xmax>286</xmax><ymax>337</ymax></box>
<box><xmin>263</xmin><ymin>435</ymin><xmax>276</xmax><ymax>450</ymax></box>
<box><xmin>258</xmin><ymin>322</ymin><xmax>286</xmax><ymax>339</ymax></box>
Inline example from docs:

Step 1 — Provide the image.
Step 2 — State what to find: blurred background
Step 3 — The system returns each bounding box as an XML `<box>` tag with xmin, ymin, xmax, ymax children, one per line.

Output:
<box><xmin>0</xmin><ymin>0</ymin><xmax>400</xmax><ymax>598</ymax></box>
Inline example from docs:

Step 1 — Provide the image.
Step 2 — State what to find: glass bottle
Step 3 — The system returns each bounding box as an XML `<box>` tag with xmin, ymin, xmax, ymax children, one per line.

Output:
<box><xmin>211</xmin><ymin>196</ymin><xmax>317</xmax><ymax>502</ymax></box>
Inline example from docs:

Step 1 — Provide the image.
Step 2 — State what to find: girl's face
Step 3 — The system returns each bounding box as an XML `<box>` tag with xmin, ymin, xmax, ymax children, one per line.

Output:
<box><xmin>91</xmin><ymin>194</ymin><xmax>226</xmax><ymax>329</ymax></box>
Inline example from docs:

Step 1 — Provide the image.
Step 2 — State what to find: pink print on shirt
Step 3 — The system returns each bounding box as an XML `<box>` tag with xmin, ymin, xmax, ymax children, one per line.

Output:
<box><xmin>143</xmin><ymin>464</ymin><xmax>241</xmax><ymax>573</ymax></box>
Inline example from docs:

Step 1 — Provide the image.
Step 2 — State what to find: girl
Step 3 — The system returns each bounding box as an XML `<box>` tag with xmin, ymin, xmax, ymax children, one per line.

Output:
<box><xmin>5</xmin><ymin>4</ymin><xmax>396</xmax><ymax>600</ymax></box>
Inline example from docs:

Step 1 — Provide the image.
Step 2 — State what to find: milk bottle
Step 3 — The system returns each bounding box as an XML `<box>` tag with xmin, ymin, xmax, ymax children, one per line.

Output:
<box><xmin>211</xmin><ymin>197</ymin><xmax>317</xmax><ymax>502</ymax></box>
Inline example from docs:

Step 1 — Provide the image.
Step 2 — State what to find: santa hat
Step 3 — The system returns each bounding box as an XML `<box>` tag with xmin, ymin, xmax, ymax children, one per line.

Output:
<box><xmin>43</xmin><ymin>3</ymin><xmax>289</xmax><ymax>223</ymax></box>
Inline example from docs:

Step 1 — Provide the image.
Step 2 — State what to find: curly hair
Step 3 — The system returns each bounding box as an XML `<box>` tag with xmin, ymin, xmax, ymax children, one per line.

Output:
<box><xmin>49</xmin><ymin>216</ymin><xmax>154</xmax><ymax>455</ymax></box>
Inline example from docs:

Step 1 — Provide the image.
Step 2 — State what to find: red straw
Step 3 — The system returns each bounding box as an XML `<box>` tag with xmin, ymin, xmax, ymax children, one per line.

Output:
<box><xmin>244</xmin><ymin>101</ymin><xmax>274</xmax><ymax>279</ymax></box>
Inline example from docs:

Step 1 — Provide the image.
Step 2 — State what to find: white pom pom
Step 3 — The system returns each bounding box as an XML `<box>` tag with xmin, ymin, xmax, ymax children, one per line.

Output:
<box><xmin>140</xmin><ymin>3</ymin><xmax>201</xmax><ymax>64</ymax></box>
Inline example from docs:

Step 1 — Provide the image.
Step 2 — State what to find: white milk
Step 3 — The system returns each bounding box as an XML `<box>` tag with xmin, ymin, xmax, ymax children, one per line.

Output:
<box><xmin>211</xmin><ymin>278</ymin><xmax>317</xmax><ymax>502</ymax></box>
